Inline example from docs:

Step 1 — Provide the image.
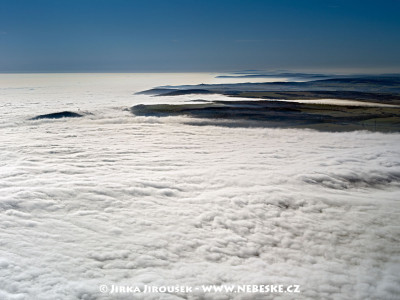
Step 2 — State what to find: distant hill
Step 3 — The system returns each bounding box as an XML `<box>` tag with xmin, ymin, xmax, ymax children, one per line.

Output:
<box><xmin>138</xmin><ymin>75</ymin><xmax>400</xmax><ymax>105</ymax></box>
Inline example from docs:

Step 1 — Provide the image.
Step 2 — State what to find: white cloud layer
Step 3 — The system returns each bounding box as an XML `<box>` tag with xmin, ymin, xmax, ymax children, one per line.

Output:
<box><xmin>0</xmin><ymin>74</ymin><xmax>399</xmax><ymax>300</ymax></box>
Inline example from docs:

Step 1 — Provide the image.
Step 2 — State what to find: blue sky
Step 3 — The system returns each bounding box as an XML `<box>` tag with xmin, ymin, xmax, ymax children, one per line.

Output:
<box><xmin>1</xmin><ymin>0</ymin><xmax>399</xmax><ymax>72</ymax></box>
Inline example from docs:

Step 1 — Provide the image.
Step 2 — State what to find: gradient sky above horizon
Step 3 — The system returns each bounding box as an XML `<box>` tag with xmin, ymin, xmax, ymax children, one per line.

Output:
<box><xmin>1</xmin><ymin>0</ymin><xmax>400</xmax><ymax>73</ymax></box>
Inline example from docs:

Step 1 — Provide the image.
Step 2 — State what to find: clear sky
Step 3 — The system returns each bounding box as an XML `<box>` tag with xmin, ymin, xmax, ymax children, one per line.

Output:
<box><xmin>1</xmin><ymin>0</ymin><xmax>399</xmax><ymax>73</ymax></box>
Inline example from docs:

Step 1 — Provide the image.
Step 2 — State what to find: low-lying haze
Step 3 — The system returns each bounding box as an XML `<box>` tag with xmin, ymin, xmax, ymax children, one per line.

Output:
<box><xmin>0</xmin><ymin>74</ymin><xmax>399</xmax><ymax>299</ymax></box>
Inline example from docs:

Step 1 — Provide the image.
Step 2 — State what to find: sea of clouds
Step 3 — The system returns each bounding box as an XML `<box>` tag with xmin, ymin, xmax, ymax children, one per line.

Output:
<box><xmin>0</xmin><ymin>74</ymin><xmax>399</xmax><ymax>299</ymax></box>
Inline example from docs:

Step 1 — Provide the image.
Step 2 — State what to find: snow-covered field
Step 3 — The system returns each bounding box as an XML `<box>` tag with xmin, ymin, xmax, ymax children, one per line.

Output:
<box><xmin>1</xmin><ymin>74</ymin><xmax>400</xmax><ymax>300</ymax></box>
